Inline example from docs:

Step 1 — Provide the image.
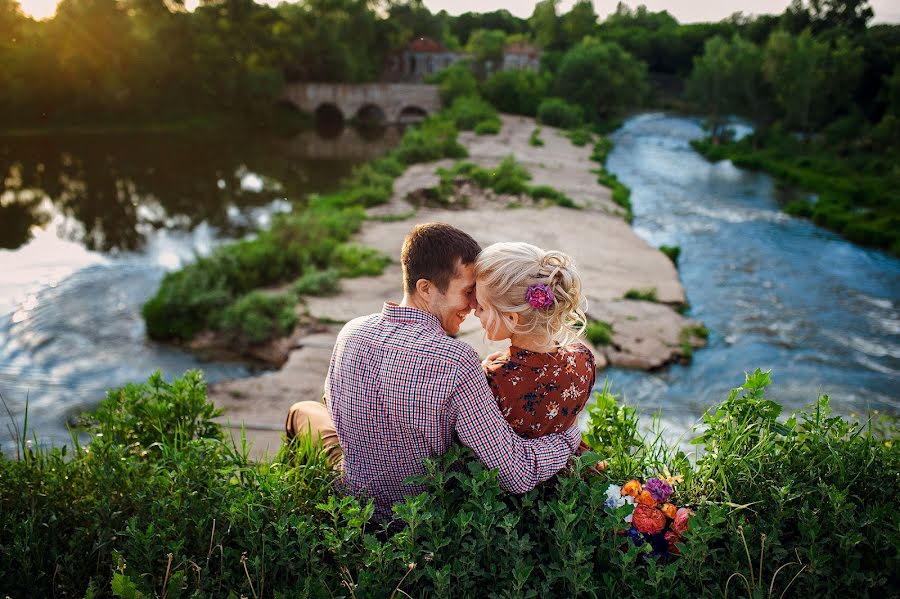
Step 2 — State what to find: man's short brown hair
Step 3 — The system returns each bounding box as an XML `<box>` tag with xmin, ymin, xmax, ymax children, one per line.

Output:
<box><xmin>401</xmin><ymin>223</ymin><xmax>481</xmax><ymax>295</ymax></box>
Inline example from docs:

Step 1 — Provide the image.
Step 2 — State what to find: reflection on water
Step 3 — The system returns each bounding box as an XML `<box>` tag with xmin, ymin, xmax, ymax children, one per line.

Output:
<box><xmin>582</xmin><ymin>113</ymin><xmax>900</xmax><ymax>439</ymax></box>
<box><xmin>0</xmin><ymin>125</ymin><xmax>398</xmax><ymax>451</ymax></box>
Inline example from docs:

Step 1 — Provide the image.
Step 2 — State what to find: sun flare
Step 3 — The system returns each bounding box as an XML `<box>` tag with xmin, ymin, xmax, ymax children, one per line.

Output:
<box><xmin>17</xmin><ymin>0</ymin><xmax>59</xmax><ymax>20</ymax></box>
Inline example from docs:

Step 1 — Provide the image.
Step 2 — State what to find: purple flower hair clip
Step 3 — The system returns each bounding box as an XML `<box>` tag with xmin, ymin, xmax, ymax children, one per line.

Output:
<box><xmin>526</xmin><ymin>283</ymin><xmax>555</xmax><ymax>310</ymax></box>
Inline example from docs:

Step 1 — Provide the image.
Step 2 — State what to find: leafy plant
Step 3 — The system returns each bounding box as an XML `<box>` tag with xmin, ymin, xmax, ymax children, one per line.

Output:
<box><xmin>624</xmin><ymin>287</ymin><xmax>659</xmax><ymax>302</ymax></box>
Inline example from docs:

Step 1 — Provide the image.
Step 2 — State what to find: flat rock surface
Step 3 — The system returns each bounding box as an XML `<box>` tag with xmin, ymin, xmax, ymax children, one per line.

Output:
<box><xmin>210</xmin><ymin>115</ymin><xmax>702</xmax><ymax>459</ymax></box>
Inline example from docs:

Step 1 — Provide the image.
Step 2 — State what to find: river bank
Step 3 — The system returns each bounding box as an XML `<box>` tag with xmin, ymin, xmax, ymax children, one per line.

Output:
<box><xmin>210</xmin><ymin>114</ymin><xmax>705</xmax><ymax>456</ymax></box>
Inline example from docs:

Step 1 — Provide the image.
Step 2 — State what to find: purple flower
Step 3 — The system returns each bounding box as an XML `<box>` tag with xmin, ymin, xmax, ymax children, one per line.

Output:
<box><xmin>645</xmin><ymin>478</ymin><xmax>672</xmax><ymax>503</ymax></box>
<box><xmin>526</xmin><ymin>284</ymin><xmax>555</xmax><ymax>310</ymax></box>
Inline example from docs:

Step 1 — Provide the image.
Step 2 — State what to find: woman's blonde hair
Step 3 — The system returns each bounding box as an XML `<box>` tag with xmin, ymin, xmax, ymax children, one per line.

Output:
<box><xmin>475</xmin><ymin>242</ymin><xmax>587</xmax><ymax>347</ymax></box>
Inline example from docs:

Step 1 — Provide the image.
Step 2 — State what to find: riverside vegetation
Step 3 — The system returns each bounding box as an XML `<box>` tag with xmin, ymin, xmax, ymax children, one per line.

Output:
<box><xmin>1</xmin><ymin>369</ymin><xmax>896</xmax><ymax>597</ymax></box>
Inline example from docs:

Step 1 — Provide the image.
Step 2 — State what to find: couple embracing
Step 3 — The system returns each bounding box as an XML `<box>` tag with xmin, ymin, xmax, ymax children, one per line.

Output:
<box><xmin>286</xmin><ymin>222</ymin><xmax>596</xmax><ymax>520</ymax></box>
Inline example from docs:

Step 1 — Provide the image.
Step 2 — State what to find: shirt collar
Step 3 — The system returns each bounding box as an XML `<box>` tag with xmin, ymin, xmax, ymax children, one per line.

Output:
<box><xmin>382</xmin><ymin>302</ymin><xmax>445</xmax><ymax>334</ymax></box>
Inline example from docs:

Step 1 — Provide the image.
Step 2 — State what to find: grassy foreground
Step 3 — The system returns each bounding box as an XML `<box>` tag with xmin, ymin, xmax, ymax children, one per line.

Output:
<box><xmin>1</xmin><ymin>369</ymin><xmax>896</xmax><ymax>597</ymax></box>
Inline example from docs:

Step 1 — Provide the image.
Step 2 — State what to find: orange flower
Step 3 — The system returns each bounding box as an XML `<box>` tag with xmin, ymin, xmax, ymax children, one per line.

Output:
<box><xmin>621</xmin><ymin>480</ymin><xmax>641</xmax><ymax>497</ymax></box>
<box><xmin>661</xmin><ymin>503</ymin><xmax>677</xmax><ymax>520</ymax></box>
<box><xmin>636</xmin><ymin>490</ymin><xmax>657</xmax><ymax>507</ymax></box>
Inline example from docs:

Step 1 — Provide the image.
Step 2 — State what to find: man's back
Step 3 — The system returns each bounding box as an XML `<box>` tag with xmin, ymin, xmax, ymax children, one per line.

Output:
<box><xmin>326</xmin><ymin>303</ymin><xmax>580</xmax><ymax>521</ymax></box>
<box><xmin>327</xmin><ymin>304</ymin><xmax>469</xmax><ymax>519</ymax></box>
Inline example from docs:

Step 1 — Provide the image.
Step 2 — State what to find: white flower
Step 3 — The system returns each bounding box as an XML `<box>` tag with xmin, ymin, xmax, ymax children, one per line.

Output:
<box><xmin>605</xmin><ymin>484</ymin><xmax>625</xmax><ymax>509</ymax></box>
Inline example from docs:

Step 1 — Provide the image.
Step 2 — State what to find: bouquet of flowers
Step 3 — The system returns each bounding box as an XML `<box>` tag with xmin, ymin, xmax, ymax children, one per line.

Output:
<box><xmin>605</xmin><ymin>474</ymin><xmax>693</xmax><ymax>559</ymax></box>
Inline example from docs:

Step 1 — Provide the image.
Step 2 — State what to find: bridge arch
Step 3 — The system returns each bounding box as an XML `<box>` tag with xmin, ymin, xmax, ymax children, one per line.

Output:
<box><xmin>355</xmin><ymin>103</ymin><xmax>387</xmax><ymax>125</ymax></box>
<box><xmin>396</xmin><ymin>105</ymin><xmax>428</xmax><ymax>123</ymax></box>
<box><xmin>281</xmin><ymin>83</ymin><xmax>441</xmax><ymax>125</ymax></box>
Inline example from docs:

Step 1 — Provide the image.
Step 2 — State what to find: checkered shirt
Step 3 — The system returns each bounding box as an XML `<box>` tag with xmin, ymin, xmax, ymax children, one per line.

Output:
<box><xmin>325</xmin><ymin>302</ymin><xmax>581</xmax><ymax>520</ymax></box>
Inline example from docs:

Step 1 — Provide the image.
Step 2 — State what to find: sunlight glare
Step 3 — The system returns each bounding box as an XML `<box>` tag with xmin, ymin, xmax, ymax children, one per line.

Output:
<box><xmin>17</xmin><ymin>0</ymin><xmax>59</xmax><ymax>20</ymax></box>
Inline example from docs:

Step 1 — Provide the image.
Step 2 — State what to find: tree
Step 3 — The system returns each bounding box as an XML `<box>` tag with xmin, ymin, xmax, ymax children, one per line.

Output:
<box><xmin>763</xmin><ymin>29</ymin><xmax>830</xmax><ymax>135</ymax></box>
<box><xmin>554</xmin><ymin>40</ymin><xmax>648</xmax><ymax>122</ymax></box>
<box><xmin>529</xmin><ymin>0</ymin><xmax>561</xmax><ymax>50</ymax></box>
<box><xmin>782</xmin><ymin>0</ymin><xmax>874</xmax><ymax>34</ymax></box>
<box><xmin>685</xmin><ymin>36</ymin><xmax>732</xmax><ymax>141</ymax></box>
<box><xmin>560</xmin><ymin>0</ymin><xmax>598</xmax><ymax>47</ymax></box>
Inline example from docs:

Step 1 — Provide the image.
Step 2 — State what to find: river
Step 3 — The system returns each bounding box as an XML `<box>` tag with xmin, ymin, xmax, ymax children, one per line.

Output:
<box><xmin>597</xmin><ymin>113</ymin><xmax>899</xmax><ymax>436</ymax></box>
<box><xmin>1</xmin><ymin>114</ymin><xmax>898</xmax><ymax>452</ymax></box>
<box><xmin>0</xmin><ymin>125</ymin><xmax>398</xmax><ymax>450</ymax></box>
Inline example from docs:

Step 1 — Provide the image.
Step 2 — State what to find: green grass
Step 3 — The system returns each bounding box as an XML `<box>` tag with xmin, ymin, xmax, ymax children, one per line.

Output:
<box><xmin>566</xmin><ymin>127</ymin><xmax>594</xmax><ymax>147</ymax></box>
<box><xmin>293</xmin><ymin>268</ymin><xmax>341</xmax><ymax>297</ymax></box>
<box><xmin>585</xmin><ymin>319</ymin><xmax>614</xmax><ymax>346</ymax></box>
<box><xmin>589</xmin><ymin>137</ymin><xmax>633</xmax><ymax>223</ymax></box>
<box><xmin>433</xmin><ymin>157</ymin><xmax>579</xmax><ymax>209</ymax></box>
<box><xmin>624</xmin><ymin>287</ymin><xmax>659</xmax><ymax>302</ymax></box>
<box><xmin>678</xmin><ymin>324</ymin><xmax>709</xmax><ymax>362</ymax></box>
<box><xmin>1</xmin><ymin>369</ymin><xmax>896</xmax><ymax>597</ymax></box>
<box><xmin>660</xmin><ymin>245</ymin><xmax>681</xmax><ymax>266</ymax></box>
<box><xmin>529</xmin><ymin>127</ymin><xmax>545</xmax><ymax>147</ymax></box>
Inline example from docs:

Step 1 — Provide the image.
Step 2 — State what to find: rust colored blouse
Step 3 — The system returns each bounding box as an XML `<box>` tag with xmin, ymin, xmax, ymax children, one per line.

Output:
<box><xmin>484</xmin><ymin>343</ymin><xmax>597</xmax><ymax>439</ymax></box>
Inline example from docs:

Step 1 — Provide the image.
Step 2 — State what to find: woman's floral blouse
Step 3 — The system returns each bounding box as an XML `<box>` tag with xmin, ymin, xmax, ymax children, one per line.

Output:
<box><xmin>484</xmin><ymin>343</ymin><xmax>596</xmax><ymax>439</ymax></box>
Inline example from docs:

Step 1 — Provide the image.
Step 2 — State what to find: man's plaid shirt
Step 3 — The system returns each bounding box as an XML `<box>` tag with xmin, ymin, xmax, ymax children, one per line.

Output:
<box><xmin>325</xmin><ymin>303</ymin><xmax>581</xmax><ymax>520</ymax></box>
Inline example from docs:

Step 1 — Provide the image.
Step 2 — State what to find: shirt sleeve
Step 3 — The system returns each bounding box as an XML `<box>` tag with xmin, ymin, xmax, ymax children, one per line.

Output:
<box><xmin>447</xmin><ymin>350</ymin><xmax>580</xmax><ymax>494</ymax></box>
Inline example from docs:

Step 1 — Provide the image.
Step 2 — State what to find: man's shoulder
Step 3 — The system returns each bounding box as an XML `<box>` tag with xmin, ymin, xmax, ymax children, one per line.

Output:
<box><xmin>338</xmin><ymin>313</ymin><xmax>481</xmax><ymax>369</ymax></box>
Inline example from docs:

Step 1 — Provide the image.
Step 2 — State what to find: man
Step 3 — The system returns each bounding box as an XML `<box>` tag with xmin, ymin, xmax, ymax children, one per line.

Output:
<box><xmin>286</xmin><ymin>222</ymin><xmax>580</xmax><ymax>520</ymax></box>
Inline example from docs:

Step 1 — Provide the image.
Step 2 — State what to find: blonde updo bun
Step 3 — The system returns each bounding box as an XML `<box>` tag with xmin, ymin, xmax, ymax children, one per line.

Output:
<box><xmin>475</xmin><ymin>242</ymin><xmax>587</xmax><ymax>347</ymax></box>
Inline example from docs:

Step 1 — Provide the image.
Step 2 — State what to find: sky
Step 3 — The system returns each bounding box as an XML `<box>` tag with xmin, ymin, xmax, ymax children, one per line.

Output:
<box><xmin>15</xmin><ymin>0</ymin><xmax>900</xmax><ymax>24</ymax></box>
<box><xmin>422</xmin><ymin>0</ymin><xmax>900</xmax><ymax>24</ymax></box>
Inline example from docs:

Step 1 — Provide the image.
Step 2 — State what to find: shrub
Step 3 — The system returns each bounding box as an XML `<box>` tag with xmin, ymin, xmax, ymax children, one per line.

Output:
<box><xmin>1</xmin><ymin>370</ymin><xmax>897</xmax><ymax>597</ymax></box>
<box><xmin>333</xmin><ymin>243</ymin><xmax>391</xmax><ymax>277</ymax></box>
<box><xmin>394</xmin><ymin>117</ymin><xmax>468</xmax><ymax>164</ymax></box>
<box><xmin>480</xmin><ymin>69</ymin><xmax>550</xmax><ymax>116</ymax></box>
<box><xmin>293</xmin><ymin>268</ymin><xmax>341</xmax><ymax>296</ymax></box>
<box><xmin>446</xmin><ymin>95</ymin><xmax>499</xmax><ymax>131</ymax></box>
<box><xmin>528</xmin><ymin>185</ymin><xmax>578</xmax><ymax>208</ymax></box>
<box><xmin>537</xmin><ymin>97</ymin><xmax>584</xmax><ymax>129</ymax></box>
<box><xmin>427</xmin><ymin>62</ymin><xmax>478</xmax><ymax>105</ymax></box>
<box><xmin>218</xmin><ymin>290</ymin><xmax>297</xmax><ymax>344</ymax></box>
<box><xmin>474</xmin><ymin>117</ymin><xmax>501</xmax><ymax>135</ymax></box>
<box><xmin>585</xmin><ymin>319</ymin><xmax>613</xmax><ymax>346</ymax></box>
<box><xmin>567</xmin><ymin>127</ymin><xmax>593</xmax><ymax>147</ymax></box>
<box><xmin>529</xmin><ymin>127</ymin><xmax>544</xmax><ymax>146</ymax></box>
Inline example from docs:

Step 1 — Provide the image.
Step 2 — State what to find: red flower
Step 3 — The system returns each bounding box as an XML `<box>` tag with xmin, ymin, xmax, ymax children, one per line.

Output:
<box><xmin>632</xmin><ymin>504</ymin><xmax>666</xmax><ymax>535</ymax></box>
<box><xmin>665</xmin><ymin>530</ymin><xmax>683</xmax><ymax>555</ymax></box>
<box><xmin>673</xmin><ymin>507</ymin><xmax>693</xmax><ymax>536</ymax></box>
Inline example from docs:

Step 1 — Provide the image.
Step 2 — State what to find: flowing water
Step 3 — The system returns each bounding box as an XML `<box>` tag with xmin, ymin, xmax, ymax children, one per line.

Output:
<box><xmin>2</xmin><ymin>115</ymin><xmax>898</xmax><ymax>452</ymax></box>
<box><xmin>0</xmin><ymin>126</ymin><xmax>398</xmax><ymax>450</ymax></box>
<box><xmin>594</xmin><ymin>113</ymin><xmax>900</xmax><ymax>436</ymax></box>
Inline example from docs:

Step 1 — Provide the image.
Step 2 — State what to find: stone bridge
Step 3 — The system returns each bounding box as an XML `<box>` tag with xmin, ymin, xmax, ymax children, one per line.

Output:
<box><xmin>281</xmin><ymin>83</ymin><xmax>441</xmax><ymax>123</ymax></box>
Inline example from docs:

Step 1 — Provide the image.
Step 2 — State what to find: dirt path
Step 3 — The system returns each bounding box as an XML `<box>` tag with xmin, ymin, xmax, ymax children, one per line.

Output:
<box><xmin>211</xmin><ymin>115</ymin><xmax>704</xmax><ymax>458</ymax></box>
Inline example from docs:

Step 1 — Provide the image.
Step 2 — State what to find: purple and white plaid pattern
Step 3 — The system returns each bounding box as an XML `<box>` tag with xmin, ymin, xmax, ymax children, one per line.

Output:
<box><xmin>325</xmin><ymin>303</ymin><xmax>581</xmax><ymax>520</ymax></box>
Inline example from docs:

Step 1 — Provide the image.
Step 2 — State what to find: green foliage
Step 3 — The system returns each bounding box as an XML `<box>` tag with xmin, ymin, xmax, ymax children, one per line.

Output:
<box><xmin>1</xmin><ymin>370</ymin><xmax>897</xmax><ymax>597</ymax></box>
<box><xmin>333</xmin><ymin>243</ymin><xmax>391</xmax><ymax>277</ymax></box>
<box><xmin>590</xmin><ymin>137</ymin><xmax>634</xmax><ymax>222</ymax></box>
<box><xmin>529</xmin><ymin>127</ymin><xmax>545</xmax><ymax>146</ymax></box>
<box><xmin>218</xmin><ymin>290</ymin><xmax>297</xmax><ymax>344</ymax></box>
<box><xmin>446</xmin><ymin>95</ymin><xmax>500</xmax><ymax>131</ymax></box>
<box><xmin>585</xmin><ymin>320</ymin><xmax>613</xmax><ymax>346</ymax></box>
<box><xmin>659</xmin><ymin>245</ymin><xmax>681</xmax><ymax>265</ymax></box>
<box><xmin>537</xmin><ymin>97</ymin><xmax>584</xmax><ymax>128</ymax></box>
<box><xmin>679</xmin><ymin>325</ymin><xmax>709</xmax><ymax>361</ymax></box>
<box><xmin>474</xmin><ymin>118</ymin><xmax>502</xmax><ymax>135</ymax></box>
<box><xmin>435</xmin><ymin>158</ymin><xmax>579</xmax><ymax>208</ymax></box>
<box><xmin>692</xmin><ymin>132</ymin><xmax>900</xmax><ymax>256</ymax></box>
<box><xmin>555</xmin><ymin>40</ymin><xmax>649</xmax><ymax>121</ymax></box>
<box><xmin>427</xmin><ymin>62</ymin><xmax>478</xmax><ymax>105</ymax></box>
<box><xmin>566</xmin><ymin>127</ymin><xmax>594</xmax><ymax>146</ymax></box>
<box><xmin>293</xmin><ymin>268</ymin><xmax>341</xmax><ymax>296</ymax></box>
<box><xmin>481</xmin><ymin>69</ymin><xmax>551</xmax><ymax>116</ymax></box>
<box><xmin>394</xmin><ymin>117</ymin><xmax>468</xmax><ymax>165</ymax></box>
<box><xmin>624</xmin><ymin>288</ymin><xmax>659</xmax><ymax>302</ymax></box>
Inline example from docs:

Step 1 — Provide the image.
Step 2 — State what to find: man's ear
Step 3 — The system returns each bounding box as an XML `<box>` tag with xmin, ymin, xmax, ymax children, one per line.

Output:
<box><xmin>414</xmin><ymin>278</ymin><xmax>432</xmax><ymax>299</ymax></box>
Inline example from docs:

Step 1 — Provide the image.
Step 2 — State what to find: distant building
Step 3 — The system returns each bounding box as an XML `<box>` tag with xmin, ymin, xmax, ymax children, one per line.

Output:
<box><xmin>384</xmin><ymin>37</ymin><xmax>465</xmax><ymax>83</ymax></box>
<box><xmin>502</xmin><ymin>40</ymin><xmax>541</xmax><ymax>71</ymax></box>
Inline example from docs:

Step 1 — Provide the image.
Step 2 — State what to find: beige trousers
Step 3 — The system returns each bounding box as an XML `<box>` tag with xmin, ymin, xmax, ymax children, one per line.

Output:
<box><xmin>284</xmin><ymin>401</ymin><xmax>344</xmax><ymax>467</ymax></box>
